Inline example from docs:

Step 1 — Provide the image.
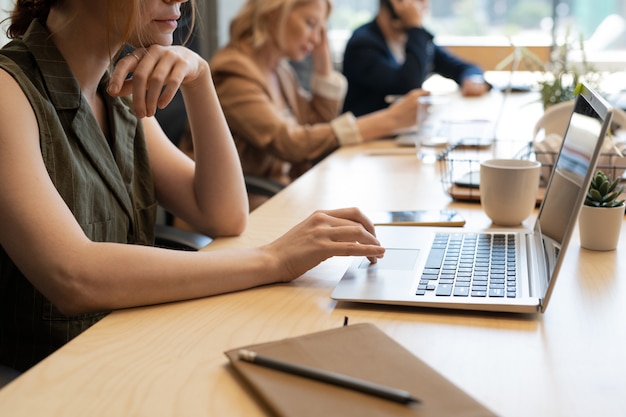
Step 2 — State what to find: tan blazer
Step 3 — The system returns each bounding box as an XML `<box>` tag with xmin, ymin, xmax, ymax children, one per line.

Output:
<box><xmin>210</xmin><ymin>46</ymin><xmax>359</xmax><ymax>185</ymax></box>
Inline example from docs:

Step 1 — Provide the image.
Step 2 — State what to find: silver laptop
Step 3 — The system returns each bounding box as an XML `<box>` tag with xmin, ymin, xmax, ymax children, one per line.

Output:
<box><xmin>332</xmin><ymin>82</ymin><xmax>614</xmax><ymax>314</ymax></box>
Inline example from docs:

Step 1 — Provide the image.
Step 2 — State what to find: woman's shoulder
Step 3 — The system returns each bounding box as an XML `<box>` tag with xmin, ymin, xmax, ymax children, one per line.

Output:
<box><xmin>0</xmin><ymin>21</ymin><xmax>50</xmax><ymax>78</ymax></box>
<box><xmin>0</xmin><ymin>40</ymin><xmax>33</xmax><ymax>73</ymax></box>
<box><xmin>346</xmin><ymin>20</ymin><xmax>383</xmax><ymax>45</ymax></box>
<box><xmin>210</xmin><ymin>45</ymin><xmax>255</xmax><ymax>74</ymax></box>
<box><xmin>0</xmin><ymin>44</ymin><xmax>43</xmax><ymax>101</ymax></box>
<box><xmin>210</xmin><ymin>45</ymin><xmax>268</xmax><ymax>95</ymax></box>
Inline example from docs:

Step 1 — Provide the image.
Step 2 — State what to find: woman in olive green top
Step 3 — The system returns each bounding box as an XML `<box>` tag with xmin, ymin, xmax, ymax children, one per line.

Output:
<box><xmin>0</xmin><ymin>0</ymin><xmax>384</xmax><ymax>372</ymax></box>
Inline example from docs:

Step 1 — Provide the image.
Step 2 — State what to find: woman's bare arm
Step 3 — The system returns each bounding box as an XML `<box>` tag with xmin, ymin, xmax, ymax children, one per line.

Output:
<box><xmin>0</xmin><ymin>69</ymin><xmax>384</xmax><ymax>318</ymax></box>
<box><xmin>110</xmin><ymin>46</ymin><xmax>249</xmax><ymax>237</ymax></box>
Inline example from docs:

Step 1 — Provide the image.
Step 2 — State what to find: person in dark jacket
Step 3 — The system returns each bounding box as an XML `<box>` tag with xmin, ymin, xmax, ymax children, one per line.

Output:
<box><xmin>342</xmin><ymin>0</ymin><xmax>489</xmax><ymax>116</ymax></box>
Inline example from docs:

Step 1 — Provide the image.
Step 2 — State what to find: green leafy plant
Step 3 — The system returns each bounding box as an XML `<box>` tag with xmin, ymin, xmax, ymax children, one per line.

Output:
<box><xmin>584</xmin><ymin>170</ymin><xmax>625</xmax><ymax>208</ymax></box>
<box><xmin>536</xmin><ymin>32</ymin><xmax>601</xmax><ymax>109</ymax></box>
<box><xmin>496</xmin><ymin>28</ymin><xmax>602</xmax><ymax>110</ymax></box>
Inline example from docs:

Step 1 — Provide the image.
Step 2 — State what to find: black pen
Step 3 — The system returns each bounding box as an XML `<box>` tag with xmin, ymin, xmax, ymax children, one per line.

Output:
<box><xmin>237</xmin><ymin>349</ymin><xmax>419</xmax><ymax>405</ymax></box>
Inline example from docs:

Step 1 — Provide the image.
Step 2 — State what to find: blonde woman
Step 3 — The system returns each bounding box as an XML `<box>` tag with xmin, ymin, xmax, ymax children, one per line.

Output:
<box><xmin>211</xmin><ymin>0</ymin><xmax>428</xmax><ymax>209</ymax></box>
<box><xmin>0</xmin><ymin>0</ymin><xmax>384</xmax><ymax>372</ymax></box>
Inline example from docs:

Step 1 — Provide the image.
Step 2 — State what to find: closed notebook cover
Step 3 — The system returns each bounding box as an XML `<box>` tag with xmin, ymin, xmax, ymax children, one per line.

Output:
<box><xmin>224</xmin><ymin>323</ymin><xmax>496</xmax><ymax>417</ymax></box>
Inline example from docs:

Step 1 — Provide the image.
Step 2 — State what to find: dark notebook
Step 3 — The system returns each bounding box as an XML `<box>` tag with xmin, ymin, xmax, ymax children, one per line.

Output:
<box><xmin>225</xmin><ymin>323</ymin><xmax>496</xmax><ymax>417</ymax></box>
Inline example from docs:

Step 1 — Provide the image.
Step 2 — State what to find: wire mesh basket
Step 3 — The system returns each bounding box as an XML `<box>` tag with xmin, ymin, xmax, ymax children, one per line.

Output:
<box><xmin>435</xmin><ymin>140</ymin><xmax>528</xmax><ymax>201</ymax></box>
<box><xmin>437</xmin><ymin>141</ymin><xmax>626</xmax><ymax>202</ymax></box>
<box><xmin>531</xmin><ymin>144</ymin><xmax>626</xmax><ymax>186</ymax></box>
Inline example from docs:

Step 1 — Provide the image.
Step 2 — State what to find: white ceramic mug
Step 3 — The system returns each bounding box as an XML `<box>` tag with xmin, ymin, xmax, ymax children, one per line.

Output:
<box><xmin>479</xmin><ymin>159</ymin><xmax>541</xmax><ymax>226</ymax></box>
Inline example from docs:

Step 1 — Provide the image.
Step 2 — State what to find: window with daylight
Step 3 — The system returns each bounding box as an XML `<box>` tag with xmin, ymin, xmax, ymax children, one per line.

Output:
<box><xmin>2</xmin><ymin>1</ymin><xmax>624</xmax><ymax>72</ymax></box>
<box><xmin>327</xmin><ymin>0</ymin><xmax>626</xmax><ymax>71</ymax></box>
<box><xmin>0</xmin><ymin>0</ymin><xmax>12</xmax><ymax>47</ymax></box>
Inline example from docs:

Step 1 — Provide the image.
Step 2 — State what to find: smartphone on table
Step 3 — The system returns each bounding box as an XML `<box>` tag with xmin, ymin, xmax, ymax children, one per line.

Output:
<box><xmin>368</xmin><ymin>209</ymin><xmax>466</xmax><ymax>227</ymax></box>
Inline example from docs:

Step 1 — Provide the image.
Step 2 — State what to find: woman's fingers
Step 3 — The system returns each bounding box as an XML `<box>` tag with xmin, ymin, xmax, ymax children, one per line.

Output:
<box><xmin>108</xmin><ymin>52</ymin><xmax>142</xmax><ymax>96</ymax></box>
<box><xmin>322</xmin><ymin>211</ymin><xmax>385</xmax><ymax>264</ymax></box>
<box><xmin>108</xmin><ymin>46</ymin><xmax>201</xmax><ymax>118</ymax></box>
<box><xmin>319</xmin><ymin>207</ymin><xmax>378</xmax><ymax>237</ymax></box>
<box><xmin>268</xmin><ymin>208</ymin><xmax>386</xmax><ymax>281</ymax></box>
<box><xmin>131</xmin><ymin>49</ymin><xmax>170</xmax><ymax>117</ymax></box>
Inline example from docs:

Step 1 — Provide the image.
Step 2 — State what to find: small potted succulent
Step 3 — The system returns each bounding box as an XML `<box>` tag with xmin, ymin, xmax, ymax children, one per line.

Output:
<box><xmin>579</xmin><ymin>170</ymin><xmax>625</xmax><ymax>251</ymax></box>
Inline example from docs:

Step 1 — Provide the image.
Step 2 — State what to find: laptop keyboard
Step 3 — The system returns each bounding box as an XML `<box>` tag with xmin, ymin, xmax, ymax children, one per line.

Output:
<box><xmin>417</xmin><ymin>233</ymin><xmax>517</xmax><ymax>298</ymax></box>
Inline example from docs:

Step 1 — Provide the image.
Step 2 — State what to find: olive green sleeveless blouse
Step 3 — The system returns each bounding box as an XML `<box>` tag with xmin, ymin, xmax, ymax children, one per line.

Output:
<box><xmin>0</xmin><ymin>20</ymin><xmax>157</xmax><ymax>371</ymax></box>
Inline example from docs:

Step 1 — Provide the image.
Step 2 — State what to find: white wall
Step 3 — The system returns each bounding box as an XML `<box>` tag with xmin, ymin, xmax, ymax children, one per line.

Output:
<box><xmin>216</xmin><ymin>0</ymin><xmax>245</xmax><ymax>47</ymax></box>
<box><xmin>0</xmin><ymin>0</ymin><xmax>12</xmax><ymax>47</ymax></box>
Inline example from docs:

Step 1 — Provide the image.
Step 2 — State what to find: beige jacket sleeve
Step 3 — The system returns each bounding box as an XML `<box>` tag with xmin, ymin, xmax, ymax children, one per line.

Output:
<box><xmin>210</xmin><ymin>47</ymin><xmax>362</xmax><ymax>167</ymax></box>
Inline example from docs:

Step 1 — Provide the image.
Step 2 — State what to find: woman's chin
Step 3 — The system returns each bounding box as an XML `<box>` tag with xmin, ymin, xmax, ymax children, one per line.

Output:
<box><xmin>291</xmin><ymin>53</ymin><xmax>310</xmax><ymax>63</ymax></box>
<box><xmin>127</xmin><ymin>34</ymin><xmax>174</xmax><ymax>49</ymax></box>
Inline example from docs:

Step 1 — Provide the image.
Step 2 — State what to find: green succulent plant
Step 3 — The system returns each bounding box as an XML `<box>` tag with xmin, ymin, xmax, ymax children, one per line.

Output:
<box><xmin>584</xmin><ymin>171</ymin><xmax>625</xmax><ymax>208</ymax></box>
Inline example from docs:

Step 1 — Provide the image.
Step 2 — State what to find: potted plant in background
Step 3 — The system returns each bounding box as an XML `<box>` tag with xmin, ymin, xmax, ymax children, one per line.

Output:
<box><xmin>579</xmin><ymin>170</ymin><xmax>625</xmax><ymax>251</ymax></box>
<box><xmin>535</xmin><ymin>32</ymin><xmax>602</xmax><ymax>110</ymax></box>
<box><xmin>496</xmin><ymin>28</ymin><xmax>602</xmax><ymax>110</ymax></box>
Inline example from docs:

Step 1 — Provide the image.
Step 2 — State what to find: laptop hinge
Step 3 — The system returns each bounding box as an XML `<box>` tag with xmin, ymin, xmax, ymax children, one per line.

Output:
<box><xmin>526</xmin><ymin>232</ymin><xmax>547</xmax><ymax>299</ymax></box>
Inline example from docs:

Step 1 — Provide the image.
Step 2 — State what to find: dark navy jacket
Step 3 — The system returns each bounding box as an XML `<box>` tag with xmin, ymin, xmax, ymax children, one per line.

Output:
<box><xmin>342</xmin><ymin>20</ymin><xmax>484</xmax><ymax>116</ymax></box>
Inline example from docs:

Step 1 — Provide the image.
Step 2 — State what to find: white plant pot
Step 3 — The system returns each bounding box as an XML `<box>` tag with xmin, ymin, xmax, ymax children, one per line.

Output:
<box><xmin>578</xmin><ymin>204</ymin><xmax>625</xmax><ymax>251</ymax></box>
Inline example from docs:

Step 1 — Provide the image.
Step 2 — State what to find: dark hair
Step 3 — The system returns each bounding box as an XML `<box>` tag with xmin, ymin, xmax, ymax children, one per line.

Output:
<box><xmin>5</xmin><ymin>0</ymin><xmax>59</xmax><ymax>39</ymax></box>
<box><xmin>380</xmin><ymin>0</ymin><xmax>399</xmax><ymax>19</ymax></box>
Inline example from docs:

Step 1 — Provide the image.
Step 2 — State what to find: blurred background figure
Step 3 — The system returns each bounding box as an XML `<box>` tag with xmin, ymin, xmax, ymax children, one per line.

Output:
<box><xmin>342</xmin><ymin>0</ymin><xmax>489</xmax><ymax>117</ymax></box>
<box><xmin>209</xmin><ymin>0</ymin><xmax>427</xmax><ymax>210</ymax></box>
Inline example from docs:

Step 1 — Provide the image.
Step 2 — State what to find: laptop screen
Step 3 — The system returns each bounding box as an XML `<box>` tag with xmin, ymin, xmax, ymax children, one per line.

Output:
<box><xmin>535</xmin><ymin>83</ymin><xmax>613</xmax><ymax>306</ymax></box>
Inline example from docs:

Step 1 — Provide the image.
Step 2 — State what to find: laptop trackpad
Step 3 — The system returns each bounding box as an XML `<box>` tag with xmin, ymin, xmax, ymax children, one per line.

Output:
<box><xmin>358</xmin><ymin>248</ymin><xmax>420</xmax><ymax>271</ymax></box>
